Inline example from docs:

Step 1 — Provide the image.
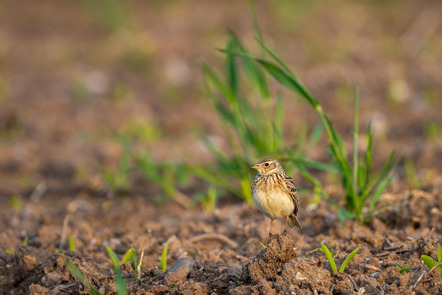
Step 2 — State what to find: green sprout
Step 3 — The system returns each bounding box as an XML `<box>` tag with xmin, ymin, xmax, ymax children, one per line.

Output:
<box><xmin>119</xmin><ymin>247</ymin><xmax>143</xmax><ymax>281</ymax></box>
<box><xmin>319</xmin><ymin>243</ymin><xmax>360</xmax><ymax>275</ymax></box>
<box><xmin>103</xmin><ymin>137</ymin><xmax>132</xmax><ymax>193</ymax></box>
<box><xmin>9</xmin><ymin>195</ymin><xmax>21</xmax><ymax>211</ymax></box>
<box><xmin>104</xmin><ymin>245</ymin><xmax>128</xmax><ymax>295</ymax></box>
<box><xmin>65</xmin><ymin>260</ymin><xmax>100</xmax><ymax>295</ymax></box>
<box><xmin>161</xmin><ymin>240</ymin><xmax>171</xmax><ymax>272</ymax></box>
<box><xmin>68</xmin><ymin>235</ymin><xmax>76</xmax><ymax>252</ymax></box>
<box><xmin>192</xmin><ymin>186</ymin><xmax>218</xmax><ymax>213</ymax></box>
<box><xmin>136</xmin><ymin>153</ymin><xmax>186</xmax><ymax>205</ymax></box>
<box><xmin>396</xmin><ymin>264</ymin><xmax>411</xmax><ymax>274</ymax></box>
<box><xmin>422</xmin><ymin>247</ymin><xmax>442</xmax><ymax>277</ymax></box>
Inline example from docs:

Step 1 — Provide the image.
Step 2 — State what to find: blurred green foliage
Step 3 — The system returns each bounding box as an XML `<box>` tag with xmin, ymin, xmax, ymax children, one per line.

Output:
<box><xmin>195</xmin><ymin>32</ymin><xmax>327</xmax><ymax>204</ymax></box>
<box><xmin>81</xmin><ymin>0</ymin><xmax>132</xmax><ymax>33</ymax></box>
<box><xmin>100</xmin><ymin>1</ymin><xmax>400</xmax><ymax>224</ymax></box>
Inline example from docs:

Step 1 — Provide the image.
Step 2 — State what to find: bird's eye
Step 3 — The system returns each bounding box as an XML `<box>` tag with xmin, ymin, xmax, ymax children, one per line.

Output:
<box><xmin>265</xmin><ymin>163</ymin><xmax>270</xmax><ymax>167</ymax></box>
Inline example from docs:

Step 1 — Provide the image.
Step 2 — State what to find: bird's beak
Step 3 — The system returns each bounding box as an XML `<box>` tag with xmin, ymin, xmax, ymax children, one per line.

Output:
<box><xmin>250</xmin><ymin>164</ymin><xmax>259</xmax><ymax>170</ymax></box>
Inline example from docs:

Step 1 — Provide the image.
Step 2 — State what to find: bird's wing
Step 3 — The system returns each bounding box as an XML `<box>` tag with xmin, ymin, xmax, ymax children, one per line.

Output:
<box><xmin>283</xmin><ymin>175</ymin><xmax>300</xmax><ymax>215</ymax></box>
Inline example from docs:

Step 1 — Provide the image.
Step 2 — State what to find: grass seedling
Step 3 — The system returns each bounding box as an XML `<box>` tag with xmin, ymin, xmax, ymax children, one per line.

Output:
<box><xmin>197</xmin><ymin>31</ymin><xmax>330</xmax><ymax>204</ymax></box>
<box><xmin>105</xmin><ymin>245</ymin><xmax>128</xmax><ymax>295</ymax></box>
<box><xmin>65</xmin><ymin>260</ymin><xmax>100</xmax><ymax>295</ymax></box>
<box><xmin>259</xmin><ymin>242</ymin><xmax>267</xmax><ymax>249</ymax></box>
<box><xmin>421</xmin><ymin>247</ymin><xmax>442</xmax><ymax>277</ymax></box>
<box><xmin>161</xmin><ymin>239</ymin><xmax>171</xmax><ymax>272</ymax></box>
<box><xmin>137</xmin><ymin>153</ymin><xmax>192</xmax><ymax>208</ymax></box>
<box><xmin>103</xmin><ymin>137</ymin><xmax>132</xmax><ymax>194</ymax></box>
<box><xmin>22</xmin><ymin>237</ymin><xmax>28</xmax><ymax>246</ymax></box>
<box><xmin>68</xmin><ymin>235</ymin><xmax>76</xmax><ymax>252</ymax></box>
<box><xmin>396</xmin><ymin>264</ymin><xmax>411</xmax><ymax>274</ymax></box>
<box><xmin>404</xmin><ymin>159</ymin><xmax>433</xmax><ymax>190</ymax></box>
<box><xmin>121</xmin><ymin>248</ymin><xmax>134</xmax><ymax>265</ymax></box>
<box><xmin>120</xmin><ymin>247</ymin><xmax>143</xmax><ymax>280</ymax></box>
<box><xmin>219</xmin><ymin>32</ymin><xmax>398</xmax><ymax>223</ymax></box>
<box><xmin>192</xmin><ymin>186</ymin><xmax>218</xmax><ymax>213</ymax></box>
<box><xmin>9</xmin><ymin>195</ymin><xmax>21</xmax><ymax>211</ymax></box>
<box><xmin>136</xmin><ymin>153</ymin><xmax>184</xmax><ymax>204</ymax></box>
<box><xmin>319</xmin><ymin>243</ymin><xmax>360</xmax><ymax>275</ymax></box>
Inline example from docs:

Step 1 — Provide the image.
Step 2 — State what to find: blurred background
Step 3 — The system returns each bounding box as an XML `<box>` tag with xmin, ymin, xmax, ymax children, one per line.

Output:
<box><xmin>0</xmin><ymin>0</ymin><xmax>441</xmax><ymax>201</ymax></box>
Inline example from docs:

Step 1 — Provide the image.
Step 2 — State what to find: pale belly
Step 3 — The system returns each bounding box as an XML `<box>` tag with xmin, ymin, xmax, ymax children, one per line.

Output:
<box><xmin>252</xmin><ymin>189</ymin><xmax>294</xmax><ymax>220</ymax></box>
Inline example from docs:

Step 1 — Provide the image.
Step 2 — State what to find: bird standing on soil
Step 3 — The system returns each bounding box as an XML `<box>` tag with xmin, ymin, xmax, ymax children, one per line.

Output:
<box><xmin>251</xmin><ymin>157</ymin><xmax>302</xmax><ymax>242</ymax></box>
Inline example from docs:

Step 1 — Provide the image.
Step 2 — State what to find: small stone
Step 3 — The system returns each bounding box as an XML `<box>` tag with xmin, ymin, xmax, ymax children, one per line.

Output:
<box><xmin>164</xmin><ymin>257</ymin><xmax>195</xmax><ymax>285</ymax></box>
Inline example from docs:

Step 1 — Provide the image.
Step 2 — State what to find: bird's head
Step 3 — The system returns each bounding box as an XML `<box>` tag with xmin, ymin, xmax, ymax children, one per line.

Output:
<box><xmin>251</xmin><ymin>157</ymin><xmax>284</xmax><ymax>176</ymax></box>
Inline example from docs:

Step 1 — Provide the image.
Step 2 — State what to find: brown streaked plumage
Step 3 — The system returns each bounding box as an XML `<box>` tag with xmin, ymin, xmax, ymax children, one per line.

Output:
<box><xmin>251</xmin><ymin>157</ymin><xmax>302</xmax><ymax>242</ymax></box>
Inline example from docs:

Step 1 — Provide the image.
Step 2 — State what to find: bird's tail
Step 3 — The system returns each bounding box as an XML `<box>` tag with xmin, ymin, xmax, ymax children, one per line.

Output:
<box><xmin>287</xmin><ymin>214</ymin><xmax>302</xmax><ymax>229</ymax></box>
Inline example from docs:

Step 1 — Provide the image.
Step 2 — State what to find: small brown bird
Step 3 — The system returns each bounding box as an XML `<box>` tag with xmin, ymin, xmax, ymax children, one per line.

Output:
<box><xmin>251</xmin><ymin>157</ymin><xmax>302</xmax><ymax>241</ymax></box>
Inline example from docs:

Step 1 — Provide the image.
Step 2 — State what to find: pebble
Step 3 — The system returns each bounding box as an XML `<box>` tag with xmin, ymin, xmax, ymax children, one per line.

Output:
<box><xmin>164</xmin><ymin>257</ymin><xmax>195</xmax><ymax>285</ymax></box>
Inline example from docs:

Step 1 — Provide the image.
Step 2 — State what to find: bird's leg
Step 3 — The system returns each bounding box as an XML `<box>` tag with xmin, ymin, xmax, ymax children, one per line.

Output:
<box><xmin>266</xmin><ymin>219</ymin><xmax>274</xmax><ymax>245</ymax></box>
<box><xmin>283</xmin><ymin>216</ymin><xmax>288</xmax><ymax>234</ymax></box>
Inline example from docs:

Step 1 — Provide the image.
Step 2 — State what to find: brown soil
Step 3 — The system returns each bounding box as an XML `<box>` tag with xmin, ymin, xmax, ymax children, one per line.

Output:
<box><xmin>1</xmin><ymin>185</ymin><xmax>441</xmax><ymax>294</ymax></box>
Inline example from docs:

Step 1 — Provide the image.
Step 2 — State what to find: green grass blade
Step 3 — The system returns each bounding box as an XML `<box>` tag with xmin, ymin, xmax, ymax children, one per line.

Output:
<box><xmin>321</xmin><ymin>243</ymin><xmax>338</xmax><ymax>274</ymax></box>
<box><xmin>247</xmin><ymin>0</ymin><xmax>264</xmax><ymax>46</ymax></box>
<box><xmin>272</xmin><ymin>120</ymin><xmax>285</xmax><ymax>151</ymax></box>
<box><xmin>339</xmin><ymin>247</ymin><xmax>360</xmax><ymax>273</ymax></box>
<box><xmin>131</xmin><ymin>246</ymin><xmax>138</xmax><ymax>280</ymax></box>
<box><xmin>105</xmin><ymin>245</ymin><xmax>120</xmax><ymax>270</ymax></box>
<box><xmin>363</xmin><ymin>121</ymin><xmax>373</xmax><ymax>190</ymax></box>
<box><xmin>161</xmin><ymin>239</ymin><xmax>170</xmax><ymax>272</ymax></box>
<box><xmin>352</xmin><ymin>89</ymin><xmax>359</xmax><ymax>197</ymax></box>
<box><xmin>256</xmin><ymin>59</ymin><xmax>318</xmax><ymax>107</ymax></box>
<box><xmin>68</xmin><ymin>235</ymin><xmax>76</xmax><ymax>252</ymax></box>
<box><xmin>65</xmin><ymin>260</ymin><xmax>100</xmax><ymax>295</ymax></box>
<box><xmin>368</xmin><ymin>151</ymin><xmax>397</xmax><ymax>211</ymax></box>
<box><xmin>285</xmin><ymin>157</ymin><xmax>340</xmax><ymax>173</ymax></box>
<box><xmin>254</xmin><ymin>37</ymin><xmax>297</xmax><ymax>79</ymax></box>
<box><xmin>337</xmin><ymin>208</ymin><xmax>356</xmax><ymax>225</ymax></box>
<box><xmin>115</xmin><ymin>269</ymin><xmax>127</xmax><ymax>295</ymax></box>
<box><xmin>203</xmin><ymin>137</ymin><xmax>228</xmax><ymax>159</ymax></box>
<box><xmin>234</xmin><ymin>37</ymin><xmax>269</xmax><ymax>99</ymax></box>
<box><xmin>275</xmin><ymin>92</ymin><xmax>284</xmax><ymax>135</ymax></box>
<box><xmin>293</xmin><ymin>126</ymin><xmax>307</xmax><ymax>153</ymax></box>
<box><xmin>226</xmin><ymin>35</ymin><xmax>239</xmax><ymax>97</ymax></box>
<box><xmin>199</xmin><ymin>61</ymin><xmax>236</xmax><ymax>105</ymax></box>
<box><xmin>306</xmin><ymin>121</ymin><xmax>324</xmax><ymax>150</ymax></box>
<box><xmin>188</xmin><ymin>166</ymin><xmax>237</xmax><ymax>192</ymax></box>
<box><xmin>214</xmin><ymin>101</ymin><xmax>236</xmax><ymax>125</ymax></box>
<box><xmin>438</xmin><ymin>248</ymin><xmax>442</xmax><ymax>263</ymax></box>
<box><xmin>368</xmin><ymin>169</ymin><xmax>395</xmax><ymax>212</ymax></box>
<box><xmin>358</xmin><ymin>162</ymin><xmax>365</xmax><ymax>189</ymax></box>
<box><xmin>295</xmin><ymin>164</ymin><xmax>337</xmax><ymax>209</ymax></box>
<box><xmin>361</xmin><ymin>150</ymin><xmax>395</xmax><ymax>205</ymax></box>
<box><xmin>136</xmin><ymin>154</ymin><xmax>161</xmax><ymax>183</ymax></box>
<box><xmin>422</xmin><ymin>255</ymin><xmax>441</xmax><ymax>277</ymax></box>
<box><xmin>121</xmin><ymin>248</ymin><xmax>134</xmax><ymax>265</ymax></box>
